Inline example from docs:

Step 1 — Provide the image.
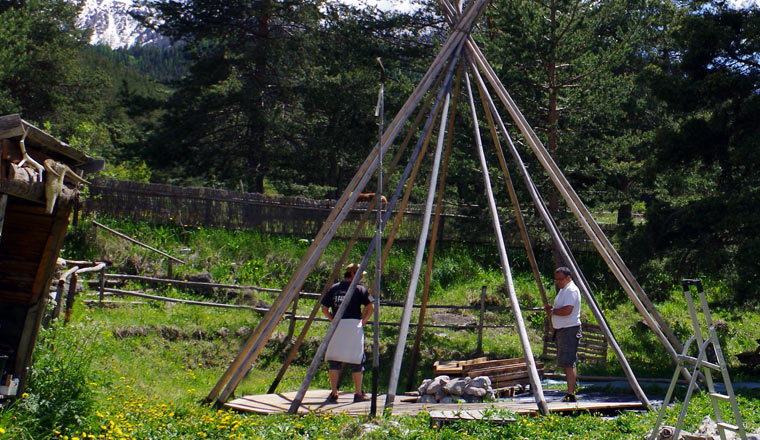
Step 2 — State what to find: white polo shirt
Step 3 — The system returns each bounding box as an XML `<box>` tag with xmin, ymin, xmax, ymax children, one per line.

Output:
<box><xmin>552</xmin><ymin>280</ymin><xmax>581</xmax><ymax>329</ymax></box>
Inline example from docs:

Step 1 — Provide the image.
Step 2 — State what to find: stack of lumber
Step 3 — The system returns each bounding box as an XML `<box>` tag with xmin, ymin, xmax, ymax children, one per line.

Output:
<box><xmin>541</xmin><ymin>322</ymin><xmax>608</xmax><ymax>366</ymax></box>
<box><xmin>433</xmin><ymin>357</ymin><xmax>543</xmax><ymax>395</ymax></box>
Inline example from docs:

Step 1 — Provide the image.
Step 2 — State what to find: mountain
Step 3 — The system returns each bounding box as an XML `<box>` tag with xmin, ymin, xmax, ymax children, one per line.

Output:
<box><xmin>75</xmin><ymin>0</ymin><xmax>168</xmax><ymax>49</ymax></box>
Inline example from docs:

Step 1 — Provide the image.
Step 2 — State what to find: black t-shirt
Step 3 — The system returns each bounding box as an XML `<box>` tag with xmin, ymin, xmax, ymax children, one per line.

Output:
<box><xmin>321</xmin><ymin>281</ymin><xmax>373</xmax><ymax>320</ymax></box>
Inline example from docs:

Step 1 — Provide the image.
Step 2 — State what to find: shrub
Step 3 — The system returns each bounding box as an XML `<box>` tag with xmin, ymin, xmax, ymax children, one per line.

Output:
<box><xmin>12</xmin><ymin>321</ymin><xmax>106</xmax><ymax>438</ymax></box>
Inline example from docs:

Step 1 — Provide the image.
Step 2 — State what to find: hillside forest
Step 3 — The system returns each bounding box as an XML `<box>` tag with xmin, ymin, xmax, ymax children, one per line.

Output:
<box><xmin>0</xmin><ymin>0</ymin><xmax>759</xmax><ymax>299</ymax></box>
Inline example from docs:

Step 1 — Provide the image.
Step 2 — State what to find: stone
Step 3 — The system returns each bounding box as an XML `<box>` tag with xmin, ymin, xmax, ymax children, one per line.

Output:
<box><xmin>418</xmin><ymin>379</ymin><xmax>433</xmax><ymax>395</ymax></box>
<box><xmin>417</xmin><ymin>394</ymin><xmax>436</xmax><ymax>404</ymax></box>
<box><xmin>443</xmin><ymin>378</ymin><xmax>467</xmax><ymax>396</ymax></box>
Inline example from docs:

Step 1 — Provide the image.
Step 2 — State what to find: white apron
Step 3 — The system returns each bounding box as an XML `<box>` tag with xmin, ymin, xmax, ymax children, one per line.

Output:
<box><xmin>325</xmin><ymin>319</ymin><xmax>364</xmax><ymax>364</ymax></box>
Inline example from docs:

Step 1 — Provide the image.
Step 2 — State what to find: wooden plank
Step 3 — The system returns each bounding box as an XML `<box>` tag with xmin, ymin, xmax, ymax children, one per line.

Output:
<box><xmin>462</xmin><ymin>358</ymin><xmax>526</xmax><ymax>372</ymax></box>
<box><xmin>466</xmin><ymin>362</ymin><xmax>543</xmax><ymax>378</ymax></box>
<box><xmin>225</xmin><ymin>389</ymin><xmax>646</xmax><ymax>417</ymax></box>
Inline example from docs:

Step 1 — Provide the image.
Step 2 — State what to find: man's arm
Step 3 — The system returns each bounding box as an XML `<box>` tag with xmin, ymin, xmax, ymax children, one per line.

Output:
<box><xmin>360</xmin><ymin>303</ymin><xmax>374</xmax><ymax>326</ymax></box>
<box><xmin>322</xmin><ymin>305</ymin><xmax>334</xmax><ymax>322</ymax></box>
<box><xmin>551</xmin><ymin>305</ymin><xmax>574</xmax><ymax>316</ymax></box>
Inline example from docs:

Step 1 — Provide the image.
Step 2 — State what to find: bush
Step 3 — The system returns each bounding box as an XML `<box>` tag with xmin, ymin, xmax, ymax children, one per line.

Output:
<box><xmin>12</xmin><ymin>321</ymin><xmax>106</xmax><ymax>438</ymax></box>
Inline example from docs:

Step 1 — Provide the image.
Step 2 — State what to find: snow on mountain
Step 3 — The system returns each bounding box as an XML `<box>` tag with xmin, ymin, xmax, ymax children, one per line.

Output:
<box><xmin>75</xmin><ymin>0</ymin><xmax>168</xmax><ymax>49</ymax></box>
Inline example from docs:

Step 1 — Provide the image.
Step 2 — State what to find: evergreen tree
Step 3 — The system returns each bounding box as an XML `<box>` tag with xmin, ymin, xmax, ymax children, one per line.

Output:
<box><xmin>481</xmin><ymin>0</ymin><xmax>660</xmax><ymax>224</ymax></box>
<box><xmin>635</xmin><ymin>1</ymin><xmax>760</xmax><ymax>299</ymax></box>
<box><xmin>137</xmin><ymin>0</ymin><xmax>433</xmax><ymax>193</ymax></box>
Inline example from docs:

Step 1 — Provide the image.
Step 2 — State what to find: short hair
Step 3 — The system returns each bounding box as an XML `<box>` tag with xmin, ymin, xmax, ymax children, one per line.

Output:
<box><xmin>554</xmin><ymin>266</ymin><xmax>572</xmax><ymax>278</ymax></box>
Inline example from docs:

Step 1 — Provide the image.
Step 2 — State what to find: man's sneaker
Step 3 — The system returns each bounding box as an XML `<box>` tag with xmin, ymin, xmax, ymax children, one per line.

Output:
<box><xmin>353</xmin><ymin>392</ymin><xmax>370</xmax><ymax>403</ymax></box>
<box><xmin>326</xmin><ymin>392</ymin><xmax>339</xmax><ymax>403</ymax></box>
<box><xmin>561</xmin><ymin>393</ymin><xmax>576</xmax><ymax>402</ymax></box>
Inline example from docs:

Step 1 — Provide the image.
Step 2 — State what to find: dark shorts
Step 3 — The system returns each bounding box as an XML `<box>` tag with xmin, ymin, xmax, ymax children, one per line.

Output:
<box><xmin>328</xmin><ymin>353</ymin><xmax>366</xmax><ymax>373</ymax></box>
<box><xmin>555</xmin><ymin>325</ymin><xmax>582</xmax><ymax>367</ymax></box>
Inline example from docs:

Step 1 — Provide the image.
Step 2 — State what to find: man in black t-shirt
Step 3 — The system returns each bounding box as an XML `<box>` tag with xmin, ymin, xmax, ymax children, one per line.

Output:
<box><xmin>321</xmin><ymin>263</ymin><xmax>374</xmax><ymax>403</ymax></box>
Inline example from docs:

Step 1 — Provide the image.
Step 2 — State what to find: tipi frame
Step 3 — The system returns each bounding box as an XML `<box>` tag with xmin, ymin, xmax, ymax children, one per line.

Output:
<box><xmin>206</xmin><ymin>0</ymin><xmax>686</xmax><ymax>416</ymax></box>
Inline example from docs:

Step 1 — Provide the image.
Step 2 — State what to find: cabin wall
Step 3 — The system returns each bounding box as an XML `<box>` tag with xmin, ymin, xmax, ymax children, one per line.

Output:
<box><xmin>0</xmin><ymin>196</ymin><xmax>72</xmax><ymax>394</ymax></box>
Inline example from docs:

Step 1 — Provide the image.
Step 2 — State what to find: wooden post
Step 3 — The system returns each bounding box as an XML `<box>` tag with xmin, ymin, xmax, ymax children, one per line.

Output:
<box><xmin>286</xmin><ymin>295</ymin><xmax>299</xmax><ymax>342</ymax></box>
<box><xmin>167</xmin><ymin>259</ymin><xmax>173</xmax><ymax>279</ymax></box>
<box><xmin>50</xmin><ymin>280</ymin><xmax>66</xmax><ymax>323</ymax></box>
<box><xmin>477</xmin><ymin>285</ymin><xmax>486</xmax><ymax>356</ymax></box>
<box><xmin>99</xmin><ymin>266</ymin><xmax>106</xmax><ymax>304</ymax></box>
<box><xmin>64</xmin><ymin>273</ymin><xmax>78</xmax><ymax>323</ymax></box>
<box><xmin>0</xmin><ymin>194</ymin><xmax>7</xmax><ymax>244</ymax></box>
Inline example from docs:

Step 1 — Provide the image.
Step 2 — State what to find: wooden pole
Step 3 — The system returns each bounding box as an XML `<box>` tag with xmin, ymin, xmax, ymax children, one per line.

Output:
<box><xmin>386</xmin><ymin>66</ymin><xmax>456</xmax><ymax>413</ymax></box>
<box><xmin>64</xmin><ymin>273</ymin><xmax>78</xmax><ymax>323</ymax></box>
<box><xmin>477</xmin><ymin>285</ymin><xmax>486</xmax><ymax>356</ymax></box>
<box><xmin>406</xmin><ymin>62</ymin><xmax>463</xmax><ymax>390</ymax></box>
<box><xmin>286</xmin><ymin>295</ymin><xmax>299</xmax><ymax>341</ymax></box>
<box><xmin>92</xmin><ymin>220</ymin><xmax>184</xmax><ymax>264</ymax></box>
<box><xmin>466</xmin><ymin>54</ymin><xmax>654</xmax><ymax>406</ymax></box>
<box><xmin>465</xmin><ymin>35</ymin><xmax>681</xmax><ymax>358</ymax></box>
<box><xmin>210</xmin><ymin>7</ymin><xmax>485</xmax><ymax>402</ymax></box>
<box><xmin>288</xmin><ymin>49</ymin><xmax>467</xmax><ymax>414</ymax></box>
<box><xmin>99</xmin><ymin>267</ymin><xmax>106</xmax><ymax>304</ymax></box>
<box><xmin>473</xmin><ymin>70</ymin><xmax>549</xmax><ymax>309</ymax></box>
<box><xmin>463</xmin><ymin>67</ymin><xmax>549</xmax><ymax>415</ymax></box>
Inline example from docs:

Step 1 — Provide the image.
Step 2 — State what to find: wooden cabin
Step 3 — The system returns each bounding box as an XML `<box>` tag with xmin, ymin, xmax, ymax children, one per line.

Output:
<box><xmin>0</xmin><ymin>114</ymin><xmax>102</xmax><ymax>397</ymax></box>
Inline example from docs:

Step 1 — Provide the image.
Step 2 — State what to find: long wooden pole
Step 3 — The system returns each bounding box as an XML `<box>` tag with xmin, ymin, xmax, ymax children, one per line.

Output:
<box><xmin>463</xmin><ymin>66</ymin><xmax>549</xmax><ymax>415</ymax></box>
<box><xmin>406</xmin><ymin>63</ymin><xmax>463</xmax><ymax>389</ymax></box>
<box><xmin>464</xmin><ymin>35</ymin><xmax>681</xmax><ymax>359</ymax></box>
<box><xmin>385</xmin><ymin>71</ymin><xmax>455</xmax><ymax>413</ymax></box>
<box><xmin>473</xmin><ymin>70</ymin><xmax>549</xmax><ymax>309</ymax></box>
<box><xmin>287</xmin><ymin>52</ymin><xmax>467</xmax><ymax>414</ymax></box>
<box><xmin>208</xmin><ymin>3</ymin><xmax>485</xmax><ymax>403</ymax></box>
<box><xmin>466</xmin><ymin>55</ymin><xmax>652</xmax><ymax>406</ymax></box>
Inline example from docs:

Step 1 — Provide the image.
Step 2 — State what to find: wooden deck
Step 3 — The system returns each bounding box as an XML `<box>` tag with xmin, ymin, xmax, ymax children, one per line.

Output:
<box><xmin>224</xmin><ymin>389</ymin><xmax>647</xmax><ymax>418</ymax></box>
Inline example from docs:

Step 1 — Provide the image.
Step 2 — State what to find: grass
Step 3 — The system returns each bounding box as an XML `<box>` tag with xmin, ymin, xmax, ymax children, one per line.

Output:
<box><xmin>2</xmin><ymin>216</ymin><xmax>760</xmax><ymax>439</ymax></box>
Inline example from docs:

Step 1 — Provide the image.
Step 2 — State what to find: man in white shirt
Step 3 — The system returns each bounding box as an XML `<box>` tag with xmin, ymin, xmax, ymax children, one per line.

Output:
<box><xmin>544</xmin><ymin>266</ymin><xmax>582</xmax><ymax>402</ymax></box>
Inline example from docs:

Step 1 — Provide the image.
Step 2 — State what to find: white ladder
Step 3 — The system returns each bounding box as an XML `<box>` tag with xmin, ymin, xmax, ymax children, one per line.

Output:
<box><xmin>649</xmin><ymin>279</ymin><xmax>746</xmax><ymax>440</ymax></box>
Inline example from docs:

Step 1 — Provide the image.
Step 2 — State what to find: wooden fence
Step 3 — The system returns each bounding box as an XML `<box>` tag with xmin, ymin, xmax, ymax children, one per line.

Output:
<box><xmin>83</xmin><ymin>178</ymin><xmax>615</xmax><ymax>250</ymax></box>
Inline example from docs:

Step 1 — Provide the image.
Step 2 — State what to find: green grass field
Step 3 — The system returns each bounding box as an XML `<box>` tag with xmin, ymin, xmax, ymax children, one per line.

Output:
<box><xmin>2</xmin><ymin>217</ymin><xmax>760</xmax><ymax>439</ymax></box>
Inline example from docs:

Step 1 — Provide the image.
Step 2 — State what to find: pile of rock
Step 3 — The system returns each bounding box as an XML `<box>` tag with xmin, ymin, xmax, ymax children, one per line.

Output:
<box><xmin>416</xmin><ymin>375</ymin><xmax>495</xmax><ymax>403</ymax></box>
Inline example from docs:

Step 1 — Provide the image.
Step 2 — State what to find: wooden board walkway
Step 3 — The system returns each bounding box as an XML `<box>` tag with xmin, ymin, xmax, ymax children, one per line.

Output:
<box><xmin>224</xmin><ymin>389</ymin><xmax>646</xmax><ymax>418</ymax></box>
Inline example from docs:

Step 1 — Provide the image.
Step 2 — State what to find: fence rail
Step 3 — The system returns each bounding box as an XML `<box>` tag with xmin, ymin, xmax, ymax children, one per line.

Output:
<box><xmin>84</xmin><ymin>178</ymin><xmax>616</xmax><ymax>250</ymax></box>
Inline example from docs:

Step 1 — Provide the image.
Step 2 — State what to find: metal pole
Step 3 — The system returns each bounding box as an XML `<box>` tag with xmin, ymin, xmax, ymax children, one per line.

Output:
<box><xmin>371</xmin><ymin>57</ymin><xmax>385</xmax><ymax>417</ymax></box>
<box><xmin>406</xmin><ymin>63</ymin><xmax>463</xmax><ymax>389</ymax></box>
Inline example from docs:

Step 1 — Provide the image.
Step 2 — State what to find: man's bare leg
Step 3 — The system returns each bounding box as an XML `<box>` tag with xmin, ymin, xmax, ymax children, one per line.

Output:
<box><xmin>564</xmin><ymin>365</ymin><xmax>576</xmax><ymax>395</ymax></box>
<box><xmin>329</xmin><ymin>369</ymin><xmax>341</xmax><ymax>396</ymax></box>
<box><xmin>352</xmin><ymin>371</ymin><xmax>363</xmax><ymax>395</ymax></box>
